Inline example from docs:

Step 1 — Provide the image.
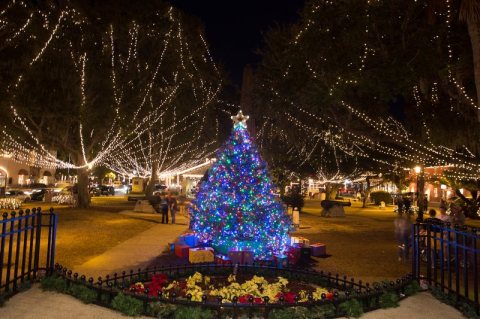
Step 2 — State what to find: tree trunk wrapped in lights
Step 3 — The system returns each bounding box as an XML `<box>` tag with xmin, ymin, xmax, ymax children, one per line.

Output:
<box><xmin>189</xmin><ymin>111</ymin><xmax>292</xmax><ymax>260</ymax></box>
<box><xmin>0</xmin><ymin>0</ymin><xmax>223</xmax><ymax>208</ymax></box>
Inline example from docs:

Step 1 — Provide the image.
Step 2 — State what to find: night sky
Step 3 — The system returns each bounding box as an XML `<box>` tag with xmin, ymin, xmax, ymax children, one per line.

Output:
<box><xmin>168</xmin><ymin>0</ymin><xmax>305</xmax><ymax>86</ymax></box>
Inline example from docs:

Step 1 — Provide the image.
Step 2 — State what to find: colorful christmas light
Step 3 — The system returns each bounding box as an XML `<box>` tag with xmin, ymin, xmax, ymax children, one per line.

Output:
<box><xmin>190</xmin><ymin>111</ymin><xmax>292</xmax><ymax>259</ymax></box>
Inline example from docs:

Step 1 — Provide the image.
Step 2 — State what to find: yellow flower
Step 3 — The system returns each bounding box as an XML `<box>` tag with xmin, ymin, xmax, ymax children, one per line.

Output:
<box><xmin>204</xmin><ymin>276</ymin><xmax>211</xmax><ymax>285</ymax></box>
<box><xmin>312</xmin><ymin>287</ymin><xmax>329</xmax><ymax>301</ymax></box>
<box><xmin>228</xmin><ymin>274</ymin><xmax>236</xmax><ymax>283</ymax></box>
<box><xmin>251</xmin><ymin>275</ymin><xmax>267</xmax><ymax>285</ymax></box>
<box><xmin>298</xmin><ymin>290</ymin><xmax>309</xmax><ymax>302</ymax></box>
<box><xmin>277</xmin><ymin>276</ymin><xmax>288</xmax><ymax>287</ymax></box>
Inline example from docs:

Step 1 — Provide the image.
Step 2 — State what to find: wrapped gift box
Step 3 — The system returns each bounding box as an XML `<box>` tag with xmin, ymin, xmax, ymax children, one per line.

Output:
<box><xmin>300</xmin><ymin>247</ymin><xmax>311</xmax><ymax>260</ymax></box>
<box><xmin>286</xmin><ymin>245</ymin><xmax>301</xmax><ymax>265</ymax></box>
<box><xmin>310</xmin><ymin>243</ymin><xmax>326</xmax><ymax>257</ymax></box>
<box><xmin>175</xmin><ymin>243</ymin><xmax>190</xmax><ymax>258</ymax></box>
<box><xmin>273</xmin><ymin>254</ymin><xmax>288</xmax><ymax>268</ymax></box>
<box><xmin>228</xmin><ymin>250</ymin><xmax>254</xmax><ymax>265</ymax></box>
<box><xmin>214</xmin><ymin>254</ymin><xmax>232</xmax><ymax>265</ymax></box>
<box><xmin>189</xmin><ymin>247</ymin><xmax>214</xmax><ymax>264</ymax></box>
<box><xmin>179</xmin><ymin>233</ymin><xmax>199</xmax><ymax>247</ymax></box>
<box><xmin>290</xmin><ymin>236</ymin><xmax>310</xmax><ymax>247</ymax></box>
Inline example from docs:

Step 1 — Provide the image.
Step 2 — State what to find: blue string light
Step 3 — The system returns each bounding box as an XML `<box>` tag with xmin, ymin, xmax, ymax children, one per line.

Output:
<box><xmin>190</xmin><ymin>112</ymin><xmax>292</xmax><ymax>259</ymax></box>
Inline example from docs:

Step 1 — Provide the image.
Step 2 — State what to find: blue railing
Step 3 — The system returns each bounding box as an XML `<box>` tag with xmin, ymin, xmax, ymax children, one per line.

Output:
<box><xmin>0</xmin><ymin>207</ymin><xmax>57</xmax><ymax>296</ymax></box>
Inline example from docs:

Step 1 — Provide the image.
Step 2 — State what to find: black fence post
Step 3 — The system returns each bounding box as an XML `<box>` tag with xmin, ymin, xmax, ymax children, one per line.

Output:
<box><xmin>33</xmin><ymin>209</ymin><xmax>42</xmax><ymax>280</ymax></box>
<box><xmin>0</xmin><ymin>212</ymin><xmax>8</xmax><ymax>290</ymax></box>
<box><xmin>412</xmin><ymin>221</ymin><xmax>480</xmax><ymax>314</ymax></box>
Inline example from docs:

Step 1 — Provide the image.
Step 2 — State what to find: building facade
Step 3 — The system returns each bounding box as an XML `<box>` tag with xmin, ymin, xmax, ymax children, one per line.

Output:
<box><xmin>0</xmin><ymin>155</ymin><xmax>56</xmax><ymax>187</ymax></box>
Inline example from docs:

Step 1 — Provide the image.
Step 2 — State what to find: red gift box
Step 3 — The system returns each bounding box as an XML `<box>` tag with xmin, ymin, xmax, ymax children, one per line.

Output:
<box><xmin>215</xmin><ymin>254</ymin><xmax>232</xmax><ymax>265</ymax></box>
<box><xmin>228</xmin><ymin>250</ymin><xmax>254</xmax><ymax>265</ymax></box>
<box><xmin>286</xmin><ymin>245</ymin><xmax>301</xmax><ymax>265</ymax></box>
<box><xmin>175</xmin><ymin>243</ymin><xmax>190</xmax><ymax>258</ymax></box>
<box><xmin>310</xmin><ymin>243</ymin><xmax>326</xmax><ymax>257</ymax></box>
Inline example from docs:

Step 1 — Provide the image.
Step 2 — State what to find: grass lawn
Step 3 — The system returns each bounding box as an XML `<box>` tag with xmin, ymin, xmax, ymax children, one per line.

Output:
<box><xmin>28</xmin><ymin>195</ymin><xmax>164</xmax><ymax>269</ymax></box>
<box><xmin>19</xmin><ymin>195</ymin><xmax>479</xmax><ymax>284</ymax></box>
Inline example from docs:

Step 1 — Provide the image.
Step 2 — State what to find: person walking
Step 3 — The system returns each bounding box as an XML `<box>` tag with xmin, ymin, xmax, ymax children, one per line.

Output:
<box><xmin>161</xmin><ymin>196</ymin><xmax>169</xmax><ymax>224</ymax></box>
<box><xmin>404</xmin><ymin>197</ymin><xmax>411</xmax><ymax>215</ymax></box>
<box><xmin>170</xmin><ymin>196</ymin><xmax>178</xmax><ymax>224</ymax></box>
<box><xmin>396</xmin><ymin>196</ymin><xmax>404</xmax><ymax>214</ymax></box>
<box><xmin>438</xmin><ymin>206</ymin><xmax>451</xmax><ymax>223</ymax></box>
<box><xmin>394</xmin><ymin>212</ymin><xmax>411</xmax><ymax>262</ymax></box>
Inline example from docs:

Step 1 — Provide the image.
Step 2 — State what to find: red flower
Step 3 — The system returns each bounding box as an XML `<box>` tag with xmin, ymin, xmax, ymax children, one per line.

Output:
<box><xmin>276</xmin><ymin>292</ymin><xmax>296</xmax><ymax>303</ymax></box>
<box><xmin>146</xmin><ymin>282</ymin><xmax>163</xmax><ymax>296</ymax></box>
<box><xmin>239</xmin><ymin>294</ymin><xmax>251</xmax><ymax>303</ymax></box>
<box><xmin>326</xmin><ymin>292</ymin><xmax>334</xmax><ymax>301</ymax></box>
<box><xmin>151</xmin><ymin>273</ymin><xmax>168</xmax><ymax>286</ymax></box>
<box><xmin>129</xmin><ymin>283</ymin><xmax>145</xmax><ymax>294</ymax></box>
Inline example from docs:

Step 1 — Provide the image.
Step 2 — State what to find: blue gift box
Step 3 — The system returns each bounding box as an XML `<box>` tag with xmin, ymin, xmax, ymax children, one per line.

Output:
<box><xmin>273</xmin><ymin>254</ymin><xmax>288</xmax><ymax>268</ymax></box>
<box><xmin>179</xmin><ymin>233</ymin><xmax>199</xmax><ymax>247</ymax></box>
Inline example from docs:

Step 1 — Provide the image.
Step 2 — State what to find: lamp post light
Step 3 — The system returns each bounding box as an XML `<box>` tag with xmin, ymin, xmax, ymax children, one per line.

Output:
<box><xmin>414</xmin><ymin>166</ymin><xmax>425</xmax><ymax>221</ymax></box>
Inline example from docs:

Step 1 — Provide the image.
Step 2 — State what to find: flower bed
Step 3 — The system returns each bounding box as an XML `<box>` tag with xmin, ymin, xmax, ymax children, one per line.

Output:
<box><xmin>49</xmin><ymin>263</ymin><xmax>419</xmax><ymax>318</ymax></box>
<box><xmin>127</xmin><ymin>272</ymin><xmax>337</xmax><ymax>304</ymax></box>
<box><xmin>0</xmin><ymin>198</ymin><xmax>21</xmax><ymax>210</ymax></box>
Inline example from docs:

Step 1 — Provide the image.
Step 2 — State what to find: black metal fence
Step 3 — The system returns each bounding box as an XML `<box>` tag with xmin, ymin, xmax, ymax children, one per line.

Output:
<box><xmin>54</xmin><ymin>263</ymin><xmax>414</xmax><ymax>318</ymax></box>
<box><xmin>412</xmin><ymin>222</ymin><xmax>479</xmax><ymax>312</ymax></box>
<box><xmin>0</xmin><ymin>207</ymin><xmax>57</xmax><ymax>296</ymax></box>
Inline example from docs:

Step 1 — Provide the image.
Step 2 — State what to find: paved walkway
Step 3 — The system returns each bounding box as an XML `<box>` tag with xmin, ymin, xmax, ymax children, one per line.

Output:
<box><xmin>0</xmin><ymin>210</ymin><xmax>466</xmax><ymax>318</ymax></box>
<box><xmin>1</xmin><ymin>287</ymin><xmax>464</xmax><ymax>319</ymax></box>
<box><xmin>73</xmin><ymin>211</ymin><xmax>189</xmax><ymax>279</ymax></box>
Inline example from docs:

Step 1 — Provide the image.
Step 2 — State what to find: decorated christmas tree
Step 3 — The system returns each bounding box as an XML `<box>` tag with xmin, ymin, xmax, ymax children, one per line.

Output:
<box><xmin>190</xmin><ymin>111</ymin><xmax>292</xmax><ymax>259</ymax></box>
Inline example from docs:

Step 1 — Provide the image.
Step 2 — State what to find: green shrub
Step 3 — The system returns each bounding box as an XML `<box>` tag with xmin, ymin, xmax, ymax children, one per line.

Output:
<box><xmin>379</xmin><ymin>292</ymin><xmax>399</xmax><ymax>308</ymax></box>
<box><xmin>310</xmin><ymin>304</ymin><xmax>336</xmax><ymax>319</ymax></box>
<box><xmin>69</xmin><ymin>284</ymin><xmax>96</xmax><ymax>304</ymax></box>
<box><xmin>174</xmin><ymin>306</ymin><xmax>214</xmax><ymax>319</ymax></box>
<box><xmin>149</xmin><ymin>302</ymin><xmax>177</xmax><ymax>318</ymax></box>
<box><xmin>0</xmin><ymin>294</ymin><xmax>5</xmax><ymax>307</ymax></box>
<box><xmin>370</xmin><ymin>191</ymin><xmax>392</xmax><ymax>205</ymax></box>
<box><xmin>40</xmin><ymin>275</ymin><xmax>67</xmax><ymax>293</ymax></box>
<box><xmin>269</xmin><ymin>306</ymin><xmax>330</xmax><ymax>319</ymax></box>
<box><xmin>111</xmin><ymin>293</ymin><xmax>144</xmax><ymax>316</ymax></box>
<box><xmin>458</xmin><ymin>302</ymin><xmax>480</xmax><ymax>319</ymax></box>
<box><xmin>403</xmin><ymin>281</ymin><xmax>421</xmax><ymax>296</ymax></box>
<box><xmin>431</xmin><ymin>288</ymin><xmax>480</xmax><ymax>318</ymax></box>
<box><xmin>431</xmin><ymin>287</ymin><xmax>456</xmax><ymax>306</ymax></box>
<box><xmin>281</xmin><ymin>188</ymin><xmax>305</xmax><ymax>211</ymax></box>
<box><xmin>339</xmin><ymin>299</ymin><xmax>363</xmax><ymax>318</ymax></box>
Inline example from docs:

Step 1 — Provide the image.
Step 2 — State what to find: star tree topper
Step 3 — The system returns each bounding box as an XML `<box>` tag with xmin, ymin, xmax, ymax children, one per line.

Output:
<box><xmin>231</xmin><ymin>110</ymin><xmax>249</xmax><ymax>127</ymax></box>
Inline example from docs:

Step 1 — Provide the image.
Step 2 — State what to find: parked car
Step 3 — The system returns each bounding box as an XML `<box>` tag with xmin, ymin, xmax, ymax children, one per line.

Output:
<box><xmin>90</xmin><ymin>185</ymin><xmax>115</xmax><ymax>196</ymax></box>
<box><xmin>5</xmin><ymin>190</ymin><xmax>31</xmax><ymax>202</ymax></box>
<box><xmin>30</xmin><ymin>189</ymin><xmax>48</xmax><ymax>201</ymax></box>
<box><xmin>60</xmin><ymin>185</ymin><xmax>78</xmax><ymax>194</ymax></box>
<box><xmin>29</xmin><ymin>183</ymin><xmax>48</xmax><ymax>191</ymax></box>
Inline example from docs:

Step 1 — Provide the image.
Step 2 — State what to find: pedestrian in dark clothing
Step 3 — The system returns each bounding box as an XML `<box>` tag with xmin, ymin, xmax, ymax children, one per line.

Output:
<box><xmin>396</xmin><ymin>196</ymin><xmax>404</xmax><ymax>214</ymax></box>
<box><xmin>170</xmin><ymin>198</ymin><xmax>178</xmax><ymax>224</ymax></box>
<box><xmin>394</xmin><ymin>213</ymin><xmax>411</xmax><ymax>263</ymax></box>
<box><xmin>161</xmin><ymin>196</ymin><xmax>169</xmax><ymax>224</ymax></box>
<box><xmin>424</xmin><ymin>209</ymin><xmax>443</xmax><ymax>226</ymax></box>
<box><xmin>404</xmin><ymin>197</ymin><xmax>411</xmax><ymax>215</ymax></box>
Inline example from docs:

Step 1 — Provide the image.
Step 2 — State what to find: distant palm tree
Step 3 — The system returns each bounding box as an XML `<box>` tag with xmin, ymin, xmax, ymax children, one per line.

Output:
<box><xmin>460</xmin><ymin>0</ymin><xmax>480</xmax><ymax>121</ymax></box>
